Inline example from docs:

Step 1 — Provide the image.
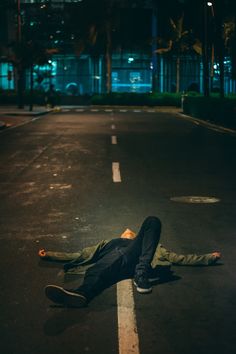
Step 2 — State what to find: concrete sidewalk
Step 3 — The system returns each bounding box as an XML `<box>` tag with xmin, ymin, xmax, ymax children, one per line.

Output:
<box><xmin>0</xmin><ymin>105</ymin><xmax>53</xmax><ymax>116</ymax></box>
<box><xmin>0</xmin><ymin>105</ymin><xmax>53</xmax><ymax>129</ymax></box>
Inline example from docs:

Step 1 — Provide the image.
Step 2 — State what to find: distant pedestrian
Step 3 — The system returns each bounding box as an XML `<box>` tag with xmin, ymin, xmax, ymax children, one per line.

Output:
<box><xmin>39</xmin><ymin>216</ymin><xmax>221</xmax><ymax>308</ymax></box>
<box><xmin>45</xmin><ymin>84</ymin><xmax>56</xmax><ymax>108</ymax></box>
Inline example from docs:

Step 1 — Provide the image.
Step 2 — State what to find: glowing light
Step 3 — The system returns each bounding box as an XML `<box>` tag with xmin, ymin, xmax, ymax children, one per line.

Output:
<box><xmin>128</xmin><ymin>57</ymin><xmax>134</xmax><ymax>64</ymax></box>
<box><xmin>207</xmin><ymin>1</ymin><xmax>213</xmax><ymax>6</ymax></box>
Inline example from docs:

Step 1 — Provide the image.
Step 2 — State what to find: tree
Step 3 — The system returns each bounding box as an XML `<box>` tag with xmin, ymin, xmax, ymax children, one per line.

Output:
<box><xmin>86</xmin><ymin>0</ymin><xmax>115</xmax><ymax>94</ymax></box>
<box><xmin>69</xmin><ymin>0</ymin><xmax>116</xmax><ymax>94</ymax></box>
<box><xmin>223</xmin><ymin>16</ymin><xmax>236</xmax><ymax>81</ymax></box>
<box><xmin>8</xmin><ymin>40</ymin><xmax>50</xmax><ymax>109</ymax></box>
<box><xmin>155</xmin><ymin>14</ymin><xmax>201</xmax><ymax>92</ymax></box>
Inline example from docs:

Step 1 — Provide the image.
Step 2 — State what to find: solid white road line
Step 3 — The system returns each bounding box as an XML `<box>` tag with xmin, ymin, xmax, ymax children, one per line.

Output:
<box><xmin>117</xmin><ymin>280</ymin><xmax>140</xmax><ymax>354</ymax></box>
<box><xmin>110</xmin><ymin>120</ymin><xmax>139</xmax><ymax>354</ymax></box>
<box><xmin>112</xmin><ymin>162</ymin><xmax>121</xmax><ymax>182</ymax></box>
<box><xmin>111</xmin><ymin>135</ymin><xmax>117</xmax><ymax>145</ymax></box>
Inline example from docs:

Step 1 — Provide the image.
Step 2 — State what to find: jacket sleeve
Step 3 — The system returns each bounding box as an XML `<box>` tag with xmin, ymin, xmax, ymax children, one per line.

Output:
<box><xmin>40</xmin><ymin>251</ymin><xmax>82</xmax><ymax>261</ymax></box>
<box><xmin>158</xmin><ymin>245</ymin><xmax>218</xmax><ymax>266</ymax></box>
<box><xmin>39</xmin><ymin>240</ymin><xmax>109</xmax><ymax>263</ymax></box>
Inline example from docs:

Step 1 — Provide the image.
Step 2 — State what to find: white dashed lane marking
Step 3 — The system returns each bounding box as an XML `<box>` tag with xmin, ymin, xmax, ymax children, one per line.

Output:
<box><xmin>57</xmin><ymin>108</ymin><xmax>160</xmax><ymax>114</ymax></box>
<box><xmin>112</xmin><ymin>162</ymin><xmax>121</xmax><ymax>182</ymax></box>
<box><xmin>111</xmin><ymin>136</ymin><xmax>117</xmax><ymax>145</ymax></box>
<box><xmin>111</xmin><ymin>124</ymin><xmax>116</xmax><ymax>130</ymax></box>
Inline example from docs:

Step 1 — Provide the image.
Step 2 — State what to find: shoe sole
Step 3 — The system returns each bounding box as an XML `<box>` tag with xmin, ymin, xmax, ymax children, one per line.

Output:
<box><xmin>45</xmin><ymin>285</ymin><xmax>87</xmax><ymax>307</ymax></box>
<box><xmin>133</xmin><ymin>281</ymin><xmax>152</xmax><ymax>294</ymax></box>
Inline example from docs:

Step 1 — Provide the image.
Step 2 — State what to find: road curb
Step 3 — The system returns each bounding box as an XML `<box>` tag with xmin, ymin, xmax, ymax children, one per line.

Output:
<box><xmin>177</xmin><ymin>112</ymin><xmax>236</xmax><ymax>136</ymax></box>
<box><xmin>2</xmin><ymin>110</ymin><xmax>53</xmax><ymax>117</ymax></box>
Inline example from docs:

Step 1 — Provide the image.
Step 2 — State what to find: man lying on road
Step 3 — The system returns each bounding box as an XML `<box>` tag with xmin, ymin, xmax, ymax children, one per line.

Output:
<box><xmin>39</xmin><ymin>216</ymin><xmax>221</xmax><ymax>308</ymax></box>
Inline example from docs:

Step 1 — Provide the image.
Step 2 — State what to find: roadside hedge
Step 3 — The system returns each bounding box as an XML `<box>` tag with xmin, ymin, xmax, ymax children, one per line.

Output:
<box><xmin>0</xmin><ymin>91</ymin><xmax>183</xmax><ymax>106</ymax></box>
<box><xmin>0</xmin><ymin>90</ymin><xmax>45</xmax><ymax>105</ymax></box>
<box><xmin>90</xmin><ymin>92</ymin><xmax>182</xmax><ymax>106</ymax></box>
<box><xmin>183</xmin><ymin>96</ymin><xmax>236</xmax><ymax>129</ymax></box>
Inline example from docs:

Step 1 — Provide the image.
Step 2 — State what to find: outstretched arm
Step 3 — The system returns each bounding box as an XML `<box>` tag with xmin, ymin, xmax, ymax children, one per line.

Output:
<box><xmin>38</xmin><ymin>240</ymin><xmax>109</xmax><ymax>263</ymax></box>
<box><xmin>158</xmin><ymin>246</ymin><xmax>221</xmax><ymax>266</ymax></box>
<box><xmin>38</xmin><ymin>249</ymin><xmax>83</xmax><ymax>261</ymax></box>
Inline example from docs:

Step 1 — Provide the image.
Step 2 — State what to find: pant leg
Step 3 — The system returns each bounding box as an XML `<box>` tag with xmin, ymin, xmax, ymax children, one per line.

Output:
<box><xmin>124</xmin><ymin>216</ymin><xmax>162</xmax><ymax>274</ymax></box>
<box><xmin>75</xmin><ymin>216</ymin><xmax>161</xmax><ymax>300</ymax></box>
<box><xmin>75</xmin><ymin>248</ymin><xmax>126</xmax><ymax>302</ymax></box>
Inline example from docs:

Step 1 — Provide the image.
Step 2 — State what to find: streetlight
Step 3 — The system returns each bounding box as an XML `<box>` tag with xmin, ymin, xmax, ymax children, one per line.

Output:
<box><xmin>207</xmin><ymin>1</ymin><xmax>215</xmax><ymax>16</ymax></box>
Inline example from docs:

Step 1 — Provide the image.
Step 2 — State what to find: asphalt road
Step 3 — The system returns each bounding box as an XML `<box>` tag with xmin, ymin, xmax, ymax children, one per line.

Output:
<box><xmin>1</xmin><ymin>108</ymin><xmax>236</xmax><ymax>354</ymax></box>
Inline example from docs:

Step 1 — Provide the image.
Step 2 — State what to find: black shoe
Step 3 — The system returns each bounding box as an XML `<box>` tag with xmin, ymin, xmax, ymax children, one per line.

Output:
<box><xmin>148</xmin><ymin>268</ymin><xmax>160</xmax><ymax>282</ymax></box>
<box><xmin>133</xmin><ymin>273</ymin><xmax>152</xmax><ymax>294</ymax></box>
<box><xmin>148</xmin><ymin>275</ymin><xmax>160</xmax><ymax>282</ymax></box>
<box><xmin>45</xmin><ymin>285</ymin><xmax>87</xmax><ymax>308</ymax></box>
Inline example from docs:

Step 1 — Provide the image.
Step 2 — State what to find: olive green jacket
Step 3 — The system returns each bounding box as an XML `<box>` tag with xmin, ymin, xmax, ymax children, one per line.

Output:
<box><xmin>40</xmin><ymin>241</ymin><xmax>217</xmax><ymax>275</ymax></box>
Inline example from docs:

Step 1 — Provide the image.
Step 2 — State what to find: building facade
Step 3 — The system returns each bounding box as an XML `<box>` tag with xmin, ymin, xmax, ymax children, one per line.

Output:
<box><xmin>0</xmin><ymin>0</ymin><xmax>235</xmax><ymax>95</ymax></box>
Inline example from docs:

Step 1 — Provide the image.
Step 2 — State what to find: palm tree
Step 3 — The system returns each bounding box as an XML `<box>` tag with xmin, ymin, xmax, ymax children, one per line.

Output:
<box><xmin>224</xmin><ymin>16</ymin><xmax>236</xmax><ymax>81</ymax></box>
<box><xmin>72</xmin><ymin>0</ymin><xmax>115</xmax><ymax>94</ymax></box>
<box><xmin>155</xmin><ymin>14</ymin><xmax>201</xmax><ymax>92</ymax></box>
<box><xmin>89</xmin><ymin>0</ymin><xmax>115</xmax><ymax>94</ymax></box>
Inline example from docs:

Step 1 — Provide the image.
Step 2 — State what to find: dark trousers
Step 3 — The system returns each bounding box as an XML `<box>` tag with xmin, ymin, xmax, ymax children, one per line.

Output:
<box><xmin>76</xmin><ymin>216</ymin><xmax>161</xmax><ymax>301</ymax></box>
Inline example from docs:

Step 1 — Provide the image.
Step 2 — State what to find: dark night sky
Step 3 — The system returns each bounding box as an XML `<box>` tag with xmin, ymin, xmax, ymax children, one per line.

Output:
<box><xmin>1</xmin><ymin>0</ymin><xmax>236</xmax><ymax>53</ymax></box>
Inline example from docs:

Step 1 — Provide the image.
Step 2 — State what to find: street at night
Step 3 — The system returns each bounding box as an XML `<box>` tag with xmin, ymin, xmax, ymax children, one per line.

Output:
<box><xmin>1</xmin><ymin>108</ymin><xmax>236</xmax><ymax>354</ymax></box>
<box><xmin>1</xmin><ymin>0</ymin><xmax>236</xmax><ymax>352</ymax></box>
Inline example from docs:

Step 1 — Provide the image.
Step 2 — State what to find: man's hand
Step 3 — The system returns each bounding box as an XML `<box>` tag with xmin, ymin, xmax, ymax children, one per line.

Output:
<box><xmin>38</xmin><ymin>249</ymin><xmax>46</xmax><ymax>257</ymax></box>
